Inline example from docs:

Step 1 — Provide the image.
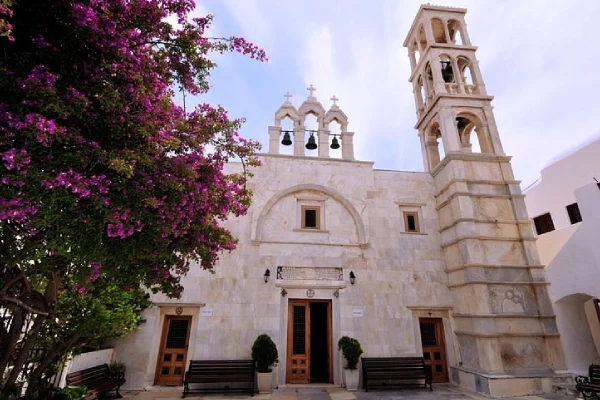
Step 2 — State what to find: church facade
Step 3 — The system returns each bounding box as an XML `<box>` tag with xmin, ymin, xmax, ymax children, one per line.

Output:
<box><xmin>111</xmin><ymin>5</ymin><xmax>567</xmax><ymax>397</ymax></box>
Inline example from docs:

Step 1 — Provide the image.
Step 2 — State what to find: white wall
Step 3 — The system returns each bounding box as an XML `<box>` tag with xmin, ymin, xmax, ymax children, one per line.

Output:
<box><xmin>537</xmin><ymin>183</ymin><xmax>600</xmax><ymax>374</ymax></box>
<box><xmin>524</xmin><ymin>138</ymin><xmax>600</xmax><ymax>230</ymax></box>
<box><xmin>58</xmin><ymin>348</ymin><xmax>114</xmax><ymax>387</ymax></box>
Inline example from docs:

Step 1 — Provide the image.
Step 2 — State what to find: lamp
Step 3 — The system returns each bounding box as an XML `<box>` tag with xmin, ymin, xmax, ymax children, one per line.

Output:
<box><xmin>349</xmin><ymin>271</ymin><xmax>356</xmax><ymax>285</ymax></box>
<box><xmin>264</xmin><ymin>269</ymin><xmax>270</xmax><ymax>283</ymax></box>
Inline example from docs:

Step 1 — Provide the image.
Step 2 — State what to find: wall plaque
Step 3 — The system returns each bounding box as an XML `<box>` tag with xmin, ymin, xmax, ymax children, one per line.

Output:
<box><xmin>306</xmin><ymin>289</ymin><xmax>315</xmax><ymax>298</ymax></box>
<box><xmin>277</xmin><ymin>266</ymin><xmax>343</xmax><ymax>281</ymax></box>
<box><xmin>201</xmin><ymin>309</ymin><xmax>213</xmax><ymax>317</ymax></box>
<box><xmin>352</xmin><ymin>309</ymin><xmax>363</xmax><ymax>317</ymax></box>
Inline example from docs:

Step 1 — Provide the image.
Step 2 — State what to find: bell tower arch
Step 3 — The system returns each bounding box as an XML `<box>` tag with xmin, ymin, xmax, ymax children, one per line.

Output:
<box><xmin>404</xmin><ymin>5</ymin><xmax>566</xmax><ymax>397</ymax></box>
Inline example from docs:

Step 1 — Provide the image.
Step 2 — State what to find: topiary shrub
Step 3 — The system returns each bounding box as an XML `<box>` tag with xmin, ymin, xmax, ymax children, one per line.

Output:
<box><xmin>251</xmin><ymin>334</ymin><xmax>279</xmax><ymax>373</ymax></box>
<box><xmin>338</xmin><ymin>336</ymin><xmax>363</xmax><ymax>370</ymax></box>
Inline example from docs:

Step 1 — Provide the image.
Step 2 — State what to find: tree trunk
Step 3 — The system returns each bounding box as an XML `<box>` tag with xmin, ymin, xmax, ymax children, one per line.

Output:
<box><xmin>0</xmin><ymin>307</ymin><xmax>26</xmax><ymax>379</ymax></box>
<box><xmin>0</xmin><ymin>273</ymin><xmax>61</xmax><ymax>399</ymax></box>
<box><xmin>24</xmin><ymin>337</ymin><xmax>80</xmax><ymax>397</ymax></box>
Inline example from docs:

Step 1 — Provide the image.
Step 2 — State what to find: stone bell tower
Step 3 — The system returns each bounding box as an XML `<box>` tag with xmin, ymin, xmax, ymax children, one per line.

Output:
<box><xmin>404</xmin><ymin>5</ymin><xmax>566</xmax><ymax>397</ymax></box>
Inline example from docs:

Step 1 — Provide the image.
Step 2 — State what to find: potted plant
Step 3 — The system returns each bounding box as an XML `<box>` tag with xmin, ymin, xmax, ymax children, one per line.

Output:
<box><xmin>107</xmin><ymin>361</ymin><xmax>126</xmax><ymax>380</ymax></box>
<box><xmin>251</xmin><ymin>334</ymin><xmax>278</xmax><ymax>394</ymax></box>
<box><xmin>338</xmin><ymin>336</ymin><xmax>363</xmax><ymax>392</ymax></box>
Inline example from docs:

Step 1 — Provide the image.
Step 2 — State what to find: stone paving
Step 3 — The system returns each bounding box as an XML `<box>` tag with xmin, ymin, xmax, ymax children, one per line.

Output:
<box><xmin>122</xmin><ymin>383</ymin><xmax>579</xmax><ymax>400</ymax></box>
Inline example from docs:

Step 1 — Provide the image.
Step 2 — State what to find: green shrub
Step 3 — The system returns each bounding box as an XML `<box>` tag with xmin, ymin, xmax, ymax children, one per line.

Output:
<box><xmin>338</xmin><ymin>336</ymin><xmax>363</xmax><ymax>370</ymax></box>
<box><xmin>251</xmin><ymin>334</ymin><xmax>278</xmax><ymax>373</ymax></box>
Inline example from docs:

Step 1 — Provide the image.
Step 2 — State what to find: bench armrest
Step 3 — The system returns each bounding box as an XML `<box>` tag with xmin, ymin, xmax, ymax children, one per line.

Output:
<box><xmin>576</xmin><ymin>375</ymin><xmax>590</xmax><ymax>384</ymax></box>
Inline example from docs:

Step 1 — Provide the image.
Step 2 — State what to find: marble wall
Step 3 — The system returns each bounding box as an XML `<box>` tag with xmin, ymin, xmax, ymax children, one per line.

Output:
<box><xmin>111</xmin><ymin>154</ymin><xmax>453</xmax><ymax>389</ymax></box>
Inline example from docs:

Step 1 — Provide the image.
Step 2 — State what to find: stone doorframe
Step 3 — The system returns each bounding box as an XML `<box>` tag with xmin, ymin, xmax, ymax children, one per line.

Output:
<box><xmin>146</xmin><ymin>303</ymin><xmax>204</xmax><ymax>387</ymax></box>
<box><xmin>277</xmin><ymin>284</ymin><xmax>344</xmax><ymax>386</ymax></box>
<box><xmin>407</xmin><ymin>306</ymin><xmax>458</xmax><ymax>371</ymax></box>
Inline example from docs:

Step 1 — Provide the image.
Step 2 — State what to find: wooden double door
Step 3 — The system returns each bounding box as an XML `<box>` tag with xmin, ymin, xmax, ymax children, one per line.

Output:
<box><xmin>419</xmin><ymin>318</ymin><xmax>448</xmax><ymax>383</ymax></box>
<box><xmin>286</xmin><ymin>300</ymin><xmax>333</xmax><ymax>384</ymax></box>
<box><xmin>155</xmin><ymin>315</ymin><xmax>191</xmax><ymax>385</ymax></box>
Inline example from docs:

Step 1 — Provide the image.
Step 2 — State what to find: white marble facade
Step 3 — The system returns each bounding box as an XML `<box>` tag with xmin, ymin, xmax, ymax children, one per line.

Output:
<box><xmin>111</xmin><ymin>124</ymin><xmax>456</xmax><ymax>388</ymax></box>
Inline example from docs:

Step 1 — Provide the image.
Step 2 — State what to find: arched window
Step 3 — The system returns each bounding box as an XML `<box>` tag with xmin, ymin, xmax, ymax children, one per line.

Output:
<box><xmin>418</xmin><ymin>25</ymin><xmax>427</xmax><ymax>53</ymax></box>
<box><xmin>427</xmin><ymin>122</ymin><xmax>445</xmax><ymax>169</ymax></box>
<box><xmin>424</xmin><ymin>62</ymin><xmax>434</xmax><ymax>100</ymax></box>
<box><xmin>431</xmin><ymin>18</ymin><xmax>447</xmax><ymax>43</ymax></box>
<box><xmin>417</xmin><ymin>75</ymin><xmax>427</xmax><ymax>110</ymax></box>
<box><xmin>412</xmin><ymin>41</ymin><xmax>420</xmax><ymax>66</ymax></box>
<box><xmin>328</xmin><ymin>120</ymin><xmax>342</xmax><ymax>159</ymax></box>
<box><xmin>304</xmin><ymin>113</ymin><xmax>319</xmax><ymax>156</ymax></box>
<box><xmin>447</xmin><ymin>20</ymin><xmax>463</xmax><ymax>45</ymax></box>
<box><xmin>457</xmin><ymin>56</ymin><xmax>478</xmax><ymax>94</ymax></box>
<box><xmin>455</xmin><ymin>113</ymin><xmax>492</xmax><ymax>153</ymax></box>
<box><xmin>280</xmin><ymin>116</ymin><xmax>295</xmax><ymax>155</ymax></box>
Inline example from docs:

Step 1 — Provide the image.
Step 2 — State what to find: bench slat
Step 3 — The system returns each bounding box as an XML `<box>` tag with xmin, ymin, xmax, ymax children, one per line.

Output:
<box><xmin>362</xmin><ymin>357</ymin><xmax>432</xmax><ymax>392</ymax></box>
<box><xmin>183</xmin><ymin>359</ymin><xmax>256</xmax><ymax>398</ymax></box>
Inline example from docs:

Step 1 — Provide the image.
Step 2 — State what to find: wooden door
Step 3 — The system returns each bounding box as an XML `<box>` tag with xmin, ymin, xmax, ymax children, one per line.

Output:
<box><xmin>419</xmin><ymin>318</ymin><xmax>448</xmax><ymax>383</ymax></box>
<box><xmin>155</xmin><ymin>316</ymin><xmax>191</xmax><ymax>385</ymax></box>
<box><xmin>287</xmin><ymin>301</ymin><xmax>310</xmax><ymax>383</ymax></box>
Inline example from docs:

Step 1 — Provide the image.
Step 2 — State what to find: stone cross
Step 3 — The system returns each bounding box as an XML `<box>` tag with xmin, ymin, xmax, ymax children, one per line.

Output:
<box><xmin>284</xmin><ymin>92</ymin><xmax>292</xmax><ymax>102</ymax></box>
<box><xmin>307</xmin><ymin>84</ymin><xmax>316</xmax><ymax>97</ymax></box>
<box><xmin>330</xmin><ymin>95</ymin><xmax>339</xmax><ymax>105</ymax></box>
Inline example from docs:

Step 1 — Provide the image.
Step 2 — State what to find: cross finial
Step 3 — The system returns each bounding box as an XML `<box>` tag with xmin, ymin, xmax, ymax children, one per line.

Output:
<box><xmin>330</xmin><ymin>95</ymin><xmax>339</xmax><ymax>105</ymax></box>
<box><xmin>284</xmin><ymin>92</ymin><xmax>292</xmax><ymax>102</ymax></box>
<box><xmin>307</xmin><ymin>84</ymin><xmax>316</xmax><ymax>97</ymax></box>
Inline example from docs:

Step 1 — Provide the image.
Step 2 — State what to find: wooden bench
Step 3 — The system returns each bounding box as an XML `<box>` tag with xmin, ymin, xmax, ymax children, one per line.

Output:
<box><xmin>576</xmin><ymin>364</ymin><xmax>600</xmax><ymax>400</ymax></box>
<box><xmin>66</xmin><ymin>363</ymin><xmax>125</xmax><ymax>400</ymax></box>
<box><xmin>182</xmin><ymin>359</ymin><xmax>256</xmax><ymax>398</ymax></box>
<box><xmin>362</xmin><ymin>357</ymin><xmax>432</xmax><ymax>392</ymax></box>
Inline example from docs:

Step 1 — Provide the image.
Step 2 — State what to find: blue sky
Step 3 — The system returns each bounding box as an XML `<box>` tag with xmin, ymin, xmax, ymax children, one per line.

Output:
<box><xmin>185</xmin><ymin>0</ymin><xmax>600</xmax><ymax>188</ymax></box>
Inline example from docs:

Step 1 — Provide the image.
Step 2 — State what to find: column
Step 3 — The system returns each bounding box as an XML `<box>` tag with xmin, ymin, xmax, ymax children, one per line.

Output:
<box><xmin>268</xmin><ymin>126</ymin><xmax>281</xmax><ymax>154</ymax></box>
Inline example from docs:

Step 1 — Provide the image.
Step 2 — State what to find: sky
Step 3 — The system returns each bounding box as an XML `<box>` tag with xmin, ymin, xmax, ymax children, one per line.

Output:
<box><xmin>184</xmin><ymin>0</ymin><xmax>600</xmax><ymax>189</ymax></box>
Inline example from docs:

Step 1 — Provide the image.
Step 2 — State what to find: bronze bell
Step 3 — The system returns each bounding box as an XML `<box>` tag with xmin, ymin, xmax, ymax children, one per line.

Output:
<box><xmin>456</xmin><ymin>117</ymin><xmax>469</xmax><ymax>132</ymax></box>
<box><xmin>305</xmin><ymin>133</ymin><xmax>317</xmax><ymax>150</ymax></box>
<box><xmin>330</xmin><ymin>135</ymin><xmax>340</xmax><ymax>149</ymax></box>
<box><xmin>441</xmin><ymin>61</ymin><xmax>454</xmax><ymax>83</ymax></box>
<box><xmin>281</xmin><ymin>131</ymin><xmax>292</xmax><ymax>146</ymax></box>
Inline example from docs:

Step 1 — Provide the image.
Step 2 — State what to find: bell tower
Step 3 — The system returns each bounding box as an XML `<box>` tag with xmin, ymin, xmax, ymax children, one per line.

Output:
<box><xmin>404</xmin><ymin>5</ymin><xmax>566</xmax><ymax>397</ymax></box>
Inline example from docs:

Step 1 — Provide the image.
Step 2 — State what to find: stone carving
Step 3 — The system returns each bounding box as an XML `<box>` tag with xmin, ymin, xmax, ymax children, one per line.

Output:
<box><xmin>276</xmin><ymin>266</ymin><xmax>343</xmax><ymax>281</ymax></box>
<box><xmin>306</xmin><ymin>289</ymin><xmax>315</xmax><ymax>298</ymax></box>
<box><xmin>501</xmin><ymin>289</ymin><xmax>524</xmax><ymax>313</ymax></box>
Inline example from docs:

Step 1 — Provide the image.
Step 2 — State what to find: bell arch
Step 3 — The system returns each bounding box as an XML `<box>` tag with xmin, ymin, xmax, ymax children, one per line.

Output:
<box><xmin>253</xmin><ymin>183</ymin><xmax>368</xmax><ymax>247</ymax></box>
<box><xmin>457</xmin><ymin>56</ymin><xmax>478</xmax><ymax>94</ymax></box>
<box><xmin>425</xmin><ymin>121</ymin><xmax>445</xmax><ymax>169</ymax></box>
<box><xmin>274</xmin><ymin>105</ymin><xmax>301</xmax><ymax>127</ymax></box>
<box><xmin>447</xmin><ymin>19</ymin><xmax>464</xmax><ymax>45</ymax></box>
<box><xmin>454</xmin><ymin>111</ymin><xmax>493</xmax><ymax>154</ymax></box>
<box><xmin>431</xmin><ymin>18</ymin><xmax>447</xmax><ymax>43</ymax></box>
<box><xmin>298</xmin><ymin>101</ymin><xmax>326</xmax><ymax>128</ymax></box>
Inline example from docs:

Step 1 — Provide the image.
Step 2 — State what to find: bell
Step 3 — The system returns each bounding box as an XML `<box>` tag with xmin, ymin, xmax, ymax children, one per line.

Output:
<box><xmin>281</xmin><ymin>131</ymin><xmax>292</xmax><ymax>146</ymax></box>
<box><xmin>305</xmin><ymin>134</ymin><xmax>317</xmax><ymax>150</ymax></box>
<box><xmin>441</xmin><ymin>61</ymin><xmax>454</xmax><ymax>83</ymax></box>
<box><xmin>456</xmin><ymin>117</ymin><xmax>468</xmax><ymax>132</ymax></box>
<box><xmin>330</xmin><ymin>135</ymin><xmax>340</xmax><ymax>149</ymax></box>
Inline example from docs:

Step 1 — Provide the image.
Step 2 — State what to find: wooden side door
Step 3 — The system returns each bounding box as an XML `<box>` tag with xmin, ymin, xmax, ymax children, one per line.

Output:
<box><xmin>287</xmin><ymin>300</ymin><xmax>310</xmax><ymax>383</ymax></box>
<box><xmin>155</xmin><ymin>315</ymin><xmax>191</xmax><ymax>385</ymax></box>
<box><xmin>419</xmin><ymin>318</ymin><xmax>448</xmax><ymax>383</ymax></box>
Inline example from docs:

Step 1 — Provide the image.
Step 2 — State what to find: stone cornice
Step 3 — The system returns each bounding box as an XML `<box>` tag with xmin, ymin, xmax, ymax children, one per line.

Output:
<box><xmin>447</xmin><ymin>280</ymin><xmax>549</xmax><ymax>289</ymax></box>
<box><xmin>256</xmin><ymin>153</ymin><xmax>374</xmax><ymax>166</ymax></box>
<box><xmin>445</xmin><ymin>263</ymin><xmax>545</xmax><ymax>272</ymax></box>
<box><xmin>436</xmin><ymin>192</ymin><xmax>525</xmax><ymax>211</ymax></box>
<box><xmin>438</xmin><ymin>218</ymin><xmax>532</xmax><ymax>234</ymax></box>
<box><xmin>431</xmin><ymin>152</ymin><xmax>512</xmax><ymax>177</ymax></box>
<box><xmin>440</xmin><ymin>235</ymin><xmax>535</xmax><ymax>248</ymax></box>
<box><xmin>434</xmin><ymin>178</ymin><xmax>521</xmax><ymax>199</ymax></box>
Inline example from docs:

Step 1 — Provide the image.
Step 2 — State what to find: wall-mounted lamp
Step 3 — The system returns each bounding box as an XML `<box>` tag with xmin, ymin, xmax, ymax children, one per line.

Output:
<box><xmin>349</xmin><ymin>271</ymin><xmax>356</xmax><ymax>285</ymax></box>
<box><xmin>264</xmin><ymin>269</ymin><xmax>270</xmax><ymax>283</ymax></box>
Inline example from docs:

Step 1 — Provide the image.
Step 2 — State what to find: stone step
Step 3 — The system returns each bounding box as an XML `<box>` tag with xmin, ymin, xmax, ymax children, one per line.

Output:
<box><xmin>552</xmin><ymin>382</ymin><xmax>580</xmax><ymax>398</ymax></box>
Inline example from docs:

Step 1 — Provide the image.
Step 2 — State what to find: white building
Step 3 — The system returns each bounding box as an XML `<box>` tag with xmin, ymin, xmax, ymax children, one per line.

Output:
<box><xmin>524</xmin><ymin>137</ymin><xmax>600</xmax><ymax>376</ymax></box>
<box><xmin>110</xmin><ymin>5</ymin><xmax>568</xmax><ymax>397</ymax></box>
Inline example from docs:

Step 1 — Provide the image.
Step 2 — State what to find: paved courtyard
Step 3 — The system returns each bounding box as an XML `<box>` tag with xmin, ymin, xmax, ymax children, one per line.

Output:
<box><xmin>122</xmin><ymin>384</ymin><xmax>578</xmax><ymax>400</ymax></box>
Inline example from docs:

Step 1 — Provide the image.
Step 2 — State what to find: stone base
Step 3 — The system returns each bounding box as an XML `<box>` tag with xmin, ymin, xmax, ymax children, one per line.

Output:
<box><xmin>450</xmin><ymin>366</ymin><xmax>572</xmax><ymax>398</ymax></box>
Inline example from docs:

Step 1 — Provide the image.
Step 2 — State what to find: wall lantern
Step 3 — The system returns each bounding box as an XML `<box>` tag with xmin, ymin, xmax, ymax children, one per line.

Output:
<box><xmin>349</xmin><ymin>271</ymin><xmax>356</xmax><ymax>285</ymax></box>
<box><xmin>264</xmin><ymin>269</ymin><xmax>270</xmax><ymax>283</ymax></box>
